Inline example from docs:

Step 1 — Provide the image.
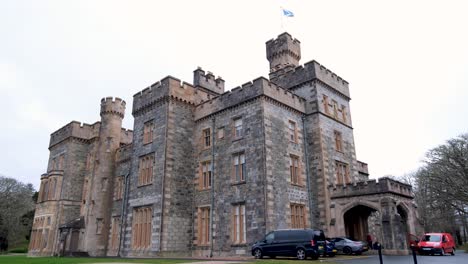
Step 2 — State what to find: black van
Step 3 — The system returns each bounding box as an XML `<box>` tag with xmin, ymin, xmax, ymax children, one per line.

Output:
<box><xmin>251</xmin><ymin>229</ymin><xmax>326</xmax><ymax>260</ymax></box>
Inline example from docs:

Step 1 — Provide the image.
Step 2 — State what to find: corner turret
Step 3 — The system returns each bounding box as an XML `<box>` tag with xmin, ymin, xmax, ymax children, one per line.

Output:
<box><xmin>266</xmin><ymin>32</ymin><xmax>301</xmax><ymax>78</ymax></box>
<box><xmin>100</xmin><ymin>97</ymin><xmax>126</xmax><ymax>118</ymax></box>
<box><xmin>193</xmin><ymin>67</ymin><xmax>225</xmax><ymax>95</ymax></box>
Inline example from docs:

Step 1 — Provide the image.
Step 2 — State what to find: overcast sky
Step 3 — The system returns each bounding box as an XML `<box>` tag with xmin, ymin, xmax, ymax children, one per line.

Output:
<box><xmin>1</xmin><ymin>0</ymin><xmax>467</xmax><ymax>190</ymax></box>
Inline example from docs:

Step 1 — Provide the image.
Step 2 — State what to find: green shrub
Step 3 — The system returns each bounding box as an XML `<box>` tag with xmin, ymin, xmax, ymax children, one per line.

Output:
<box><xmin>8</xmin><ymin>247</ymin><xmax>28</xmax><ymax>253</ymax></box>
<box><xmin>459</xmin><ymin>243</ymin><xmax>468</xmax><ymax>253</ymax></box>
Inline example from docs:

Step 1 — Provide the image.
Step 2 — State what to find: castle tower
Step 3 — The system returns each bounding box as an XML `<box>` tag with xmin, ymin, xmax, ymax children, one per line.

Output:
<box><xmin>266</xmin><ymin>32</ymin><xmax>301</xmax><ymax>78</ymax></box>
<box><xmin>84</xmin><ymin>97</ymin><xmax>125</xmax><ymax>256</ymax></box>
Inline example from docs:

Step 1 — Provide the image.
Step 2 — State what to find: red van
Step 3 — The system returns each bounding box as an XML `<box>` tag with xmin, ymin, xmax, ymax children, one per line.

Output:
<box><xmin>418</xmin><ymin>233</ymin><xmax>456</xmax><ymax>255</ymax></box>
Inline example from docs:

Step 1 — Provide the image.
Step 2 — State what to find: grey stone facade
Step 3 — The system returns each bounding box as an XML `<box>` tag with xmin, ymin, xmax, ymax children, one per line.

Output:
<box><xmin>29</xmin><ymin>32</ymin><xmax>420</xmax><ymax>258</ymax></box>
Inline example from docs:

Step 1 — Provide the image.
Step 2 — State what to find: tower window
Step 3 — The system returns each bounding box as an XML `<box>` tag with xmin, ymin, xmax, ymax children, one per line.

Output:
<box><xmin>143</xmin><ymin>120</ymin><xmax>154</xmax><ymax>145</ymax></box>
<box><xmin>232</xmin><ymin>152</ymin><xmax>246</xmax><ymax>182</ymax></box>
<box><xmin>232</xmin><ymin>204</ymin><xmax>246</xmax><ymax>244</ymax></box>
<box><xmin>288</xmin><ymin>120</ymin><xmax>298</xmax><ymax>143</ymax></box>
<box><xmin>197</xmin><ymin>207</ymin><xmax>210</xmax><ymax>245</ymax></box>
<box><xmin>290</xmin><ymin>203</ymin><xmax>306</xmax><ymax>228</ymax></box>
<box><xmin>233</xmin><ymin>118</ymin><xmax>243</xmax><ymax>138</ymax></box>
<box><xmin>203</xmin><ymin>128</ymin><xmax>211</xmax><ymax>148</ymax></box>
<box><xmin>138</xmin><ymin>154</ymin><xmax>154</xmax><ymax>186</ymax></box>
<box><xmin>290</xmin><ymin>155</ymin><xmax>301</xmax><ymax>185</ymax></box>
<box><xmin>334</xmin><ymin>131</ymin><xmax>343</xmax><ymax>152</ymax></box>
<box><xmin>199</xmin><ymin>161</ymin><xmax>212</xmax><ymax>190</ymax></box>
<box><xmin>335</xmin><ymin>161</ymin><xmax>350</xmax><ymax>185</ymax></box>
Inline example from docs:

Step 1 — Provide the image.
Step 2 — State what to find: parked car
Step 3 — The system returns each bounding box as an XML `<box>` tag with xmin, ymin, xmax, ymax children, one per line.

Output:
<box><xmin>251</xmin><ymin>229</ymin><xmax>326</xmax><ymax>260</ymax></box>
<box><xmin>418</xmin><ymin>233</ymin><xmax>456</xmax><ymax>256</ymax></box>
<box><xmin>330</xmin><ymin>237</ymin><xmax>368</xmax><ymax>255</ymax></box>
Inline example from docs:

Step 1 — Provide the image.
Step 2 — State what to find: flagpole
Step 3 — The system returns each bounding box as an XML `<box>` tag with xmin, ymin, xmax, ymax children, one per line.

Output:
<box><xmin>280</xmin><ymin>7</ymin><xmax>284</xmax><ymax>31</ymax></box>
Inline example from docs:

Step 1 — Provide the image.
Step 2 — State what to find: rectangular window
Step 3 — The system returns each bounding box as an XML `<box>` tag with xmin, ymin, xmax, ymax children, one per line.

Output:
<box><xmin>232</xmin><ymin>204</ymin><xmax>246</xmax><ymax>244</ymax></box>
<box><xmin>341</xmin><ymin>105</ymin><xmax>347</xmax><ymax>123</ymax></box>
<box><xmin>199</xmin><ymin>161</ymin><xmax>212</xmax><ymax>190</ymax></box>
<box><xmin>218</xmin><ymin>127</ymin><xmax>224</xmax><ymax>139</ymax></box>
<box><xmin>288</xmin><ymin>120</ymin><xmax>297</xmax><ymax>143</ymax></box>
<box><xmin>41</xmin><ymin>179</ymin><xmax>49</xmax><ymax>202</ymax></box>
<box><xmin>332</xmin><ymin>100</ymin><xmax>339</xmax><ymax>118</ymax></box>
<box><xmin>132</xmin><ymin>207</ymin><xmax>152</xmax><ymax>249</ymax></box>
<box><xmin>290</xmin><ymin>155</ymin><xmax>300</xmax><ymax>185</ymax></box>
<box><xmin>290</xmin><ymin>203</ymin><xmax>306</xmax><ymax>229</ymax></box>
<box><xmin>47</xmin><ymin>178</ymin><xmax>57</xmax><ymax>200</ymax></box>
<box><xmin>334</xmin><ymin>131</ymin><xmax>343</xmax><ymax>152</ymax></box>
<box><xmin>96</xmin><ymin>218</ymin><xmax>103</xmax><ymax>234</ymax></box>
<box><xmin>203</xmin><ymin>128</ymin><xmax>211</xmax><ymax>148</ymax></box>
<box><xmin>42</xmin><ymin>228</ymin><xmax>49</xmax><ymax>249</ymax></box>
<box><xmin>233</xmin><ymin>153</ymin><xmax>246</xmax><ymax>182</ymax></box>
<box><xmin>114</xmin><ymin>176</ymin><xmax>124</xmax><ymax>200</ymax></box>
<box><xmin>86</xmin><ymin>153</ymin><xmax>93</xmax><ymax>170</ymax></box>
<box><xmin>197</xmin><ymin>207</ymin><xmax>210</xmax><ymax>245</ymax></box>
<box><xmin>335</xmin><ymin>161</ymin><xmax>350</xmax><ymax>185</ymax></box>
<box><xmin>143</xmin><ymin>120</ymin><xmax>154</xmax><ymax>145</ymax></box>
<box><xmin>234</xmin><ymin>118</ymin><xmax>243</xmax><ymax>138</ymax></box>
<box><xmin>323</xmin><ymin>95</ymin><xmax>329</xmax><ymax>114</ymax></box>
<box><xmin>110</xmin><ymin>216</ymin><xmax>120</xmax><ymax>250</ymax></box>
<box><xmin>138</xmin><ymin>154</ymin><xmax>154</xmax><ymax>186</ymax></box>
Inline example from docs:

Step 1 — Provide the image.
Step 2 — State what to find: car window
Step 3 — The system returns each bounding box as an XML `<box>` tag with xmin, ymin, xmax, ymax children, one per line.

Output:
<box><xmin>265</xmin><ymin>232</ymin><xmax>274</xmax><ymax>242</ymax></box>
<box><xmin>290</xmin><ymin>230</ymin><xmax>306</xmax><ymax>241</ymax></box>
<box><xmin>422</xmin><ymin>235</ymin><xmax>441</xmax><ymax>242</ymax></box>
<box><xmin>275</xmin><ymin>231</ymin><xmax>288</xmax><ymax>241</ymax></box>
<box><xmin>442</xmin><ymin>236</ymin><xmax>447</xmax><ymax>242</ymax></box>
<box><xmin>313</xmin><ymin>230</ymin><xmax>326</xmax><ymax>241</ymax></box>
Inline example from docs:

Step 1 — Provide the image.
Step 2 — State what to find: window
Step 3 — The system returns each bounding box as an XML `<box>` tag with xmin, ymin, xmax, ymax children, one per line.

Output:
<box><xmin>234</xmin><ymin>118</ymin><xmax>243</xmax><ymax>138</ymax></box>
<box><xmin>203</xmin><ymin>128</ymin><xmax>211</xmax><ymax>148</ymax></box>
<box><xmin>143</xmin><ymin>120</ymin><xmax>154</xmax><ymax>144</ymax></box>
<box><xmin>334</xmin><ymin>131</ymin><xmax>343</xmax><ymax>152</ymax></box>
<box><xmin>288</xmin><ymin>120</ymin><xmax>297</xmax><ymax>143</ymax></box>
<box><xmin>114</xmin><ymin>176</ymin><xmax>124</xmax><ymax>200</ymax></box>
<box><xmin>232</xmin><ymin>204</ymin><xmax>246</xmax><ymax>244</ymax></box>
<box><xmin>86</xmin><ymin>153</ymin><xmax>93</xmax><ymax>170</ymax></box>
<box><xmin>51</xmin><ymin>158</ymin><xmax>56</xmax><ymax>171</ymax></box>
<box><xmin>218</xmin><ymin>127</ymin><xmax>224</xmax><ymax>139</ymax></box>
<box><xmin>290</xmin><ymin>203</ymin><xmax>306</xmax><ymax>228</ymax></box>
<box><xmin>110</xmin><ymin>216</ymin><xmax>120</xmax><ymax>250</ymax></box>
<box><xmin>290</xmin><ymin>155</ymin><xmax>300</xmax><ymax>185</ymax></box>
<box><xmin>42</xmin><ymin>229</ymin><xmax>49</xmax><ymax>249</ymax></box>
<box><xmin>332</xmin><ymin>100</ymin><xmax>338</xmax><ymax>118</ymax></box>
<box><xmin>232</xmin><ymin>153</ymin><xmax>246</xmax><ymax>182</ymax></box>
<box><xmin>41</xmin><ymin>179</ymin><xmax>49</xmax><ymax>202</ymax></box>
<box><xmin>138</xmin><ymin>154</ymin><xmax>154</xmax><ymax>186</ymax></box>
<box><xmin>197</xmin><ymin>207</ymin><xmax>210</xmax><ymax>245</ymax></box>
<box><xmin>96</xmin><ymin>218</ymin><xmax>103</xmax><ymax>234</ymax></box>
<box><xmin>132</xmin><ymin>207</ymin><xmax>152</xmax><ymax>249</ymax></box>
<box><xmin>199</xmin><ymin>161</ymin><xmax>212</xmax><ymax>190</ymax></box>
<box><xmin>335</xmin><ymin>161</ymin><xmax>350</xmax><ymax>185</ymax></box>
<box><xmin>48</xmin><ymin>178</ymin><xmax>57</xmax><ymax>200</ymax></box>
<box><xmin>323</xmin><ymin>95</ymin><xmax>330</xmax><ymax>114</ymax></box>
<box><xmin>341</xmin><ymin>105</ymin><xmax>347</xmax><ymax>123</ymax></box>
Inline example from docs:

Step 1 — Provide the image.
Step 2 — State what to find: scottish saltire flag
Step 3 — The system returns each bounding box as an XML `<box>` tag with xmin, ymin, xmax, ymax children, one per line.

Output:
<box><xmin>282</xmin><ymin>8</ymin><xmax>294</xmax><ymax>17</ymax></box>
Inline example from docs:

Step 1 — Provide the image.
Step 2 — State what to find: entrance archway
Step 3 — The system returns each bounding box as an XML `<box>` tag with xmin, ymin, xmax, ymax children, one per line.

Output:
<box><xmin>396</xmin><ymin>204</ymin><xmax>409</xmax><ymax>249</ymax></box>
<box><xmin>344</xmin><ymin>205</ymin><xmax>377</xmax><ymax>241</ymax></box>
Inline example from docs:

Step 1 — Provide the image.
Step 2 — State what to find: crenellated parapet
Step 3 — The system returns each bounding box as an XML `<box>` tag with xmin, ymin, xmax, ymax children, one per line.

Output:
<box><xmin>120</xmin><ymin>128</ymin><xmax>133</xmax><ymax>145</ymax></box>
<box><xmin>194</xmin><ymin>77</ymin><xmax>306</xmax><ymax>120</ymax></box>
<box><xmin>357</xmin><ymin>160</ymin><xmax>369</xmax><ymax>175</ymax></box>
<box><xmin>100</xmin><ymin>97</ymin><xmax>126</xmax><ymax>118</ymax></box>
<box><xmin>266</xmin><ymin>32</ymin><xmax>301</xmax><ymax>72</ymax></box>
<box><xmin>116</xmin><ymin>143</ymin><xmax>132</xmax><ymax>163</ymax></box>
<box><xmin>49</xmin><ymin>121</ymin><xmax>101</xmax><ymax>148</ymax></box>
<box><xmin>270</xmin><ymin>60</ymin><xmax>350</xmax><ymax>98</ymax></box>
<box><xmin>193</xmin><ymin>67</ymin><xmax>225</xmax><ymax>95</ymax></box>
<box><xmin>329</xmin><ymin>177</ymin><xmax>413</xmax><ymax>199</ymax></box>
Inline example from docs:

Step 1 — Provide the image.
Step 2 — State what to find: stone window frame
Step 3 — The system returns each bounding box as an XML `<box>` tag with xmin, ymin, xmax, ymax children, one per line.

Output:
<box><xmin>332</xmin><ymin>99</ymin><xmax>339</xmax><ymax>119</ymax></box>
<box><xmin>138</xmin><ymin>153</ymin><xmax>154</xmax><ymax>187</ymax></box>
<box><xmin>290</xmin><ymin>203</ymin><xmax>306</xmax><ymax>229</ymax></box>
<box><xmin>341</xmin><ymin>105</ymin><xmax>347</xmax><ymax>123</ymax></box>
<box><xmin>96</xmin><ymin>218</ymin><xmax>103</xmax><ymax>235</ymax></box>
<box><xmin>199</xmin><ymin>160</ymin><xmax>212</xmax><ymax>190</ymax></box>
<box><xmin>231</xmin><ymin>203</ymin><xmax>246</xmax><ymax>245</ymax></box>
<box><xmin>322</xmin><ymin>95</ymin><xmax>330</xmax><ymax>114</ymax></box>
<box><xmin>143</xmin><ymin>119</ymin><xmax>154</xmax><ymax>145</ymax></box>
<box><xmin>217</xmin><ymin>126</ymin><xmax>225</xmax><ymax>140</ymax></box>
<box><xmin>132</xmin><ymin>206</ymin><xmax>153</xmax><ymax>249</ymax></box>
<box><xmin>289</xmin><ymin>154</ymin><xmax>302</xmax><ymax>186</ymax></box>
<box><xmin>197</xmin><ymin>206</ymin><xmax>210</xmax><ymax>246</ymax></box>
<box><xmin>202</xmin><ymin>127</ymin><xmax>211</xmax><ymax>148</ymax></box>
<box><xmin>288</xmin><ymin>120</ymin><xmax>298</xmax><ymax>143</ymax></box>
<box><xmin>114</xmin><ymin>176</ymin><xmax>124</xmax><ymax>201</ymax></box>
<box><xmin>335</xmin><ymin>160</ymin><xmax>350</xmax><ymax>185</ymax></box>
<box><xmin>334</xmin><ymin>130</ymin><xmax>343</xmax><ymax>153</ymax></box>
<box><xmin>232</xmin><ymin>152</ymin><xmax>246</xmax><ymax>183</ymax></box>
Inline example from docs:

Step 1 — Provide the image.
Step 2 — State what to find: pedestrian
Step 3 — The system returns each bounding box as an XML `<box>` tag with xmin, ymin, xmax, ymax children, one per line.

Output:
<box><xmin>366</xmin><ymin>234</ymin><xmax>373</xmax><ymax>249</ymax></box>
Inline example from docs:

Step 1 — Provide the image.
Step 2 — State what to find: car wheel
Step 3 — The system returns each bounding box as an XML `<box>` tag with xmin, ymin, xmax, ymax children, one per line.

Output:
<box><xmin>253</xmin><ymin>248</ymin><xmax>263</xmax><ymax>259</ymax></box>
<box><xmin>451</xmin><ymin>248</ymin><xmax>455</xmax><ymax>256</ymax></box>
<box><xmin>440</xmin><ymin>248</ymin><xmax>445</xmax><ymax>256</ymax></box>
<box><xmin>296</xmin><ymin>248</ymin><xmax>306</xmax><ymax>260</ymax></box>
<box><xmin>343</xmin><ymin>246</ymin><xmax>352</xmax><ymax>255</ymax></box>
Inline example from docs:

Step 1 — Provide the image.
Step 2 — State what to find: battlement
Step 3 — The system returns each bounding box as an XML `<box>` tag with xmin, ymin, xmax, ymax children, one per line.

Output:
<box><xmin>266</xmin><ymin>32</ymin><xmax>301</xmax><ymax>72</ymax></box>
<box><xmin>195</xmin><ymin>77</ymin><xmax>306</xmax><ymax>120</ymax></box>
<box><xmin>357</xmin><ymin>160</ymin><xmax>369</xmax><ymax>175</ymax></box>
<box><xmin>193</xmin><ymin>67</ymin><xmax>225</xmax><ymax>95</ymax></box>
<box><xmin>100</xmin><ymin>97</ymin><xmax>126</xmax><ymax>118</ymax></box>
<box><xmin>116</xmin><ymin>143</ymin><xmax>133</xmax><ymax>163</ymax></box>
<box><xmin>132</xmin><ymin>76</ymin><xmax>210</xmax><ymax>116</ymax></box>
<box><xmin>270</xmin><ymin>60</ymin><xmax>350</xmax><ymax>98</ymax></box>
<box><xmin>49</xmin><ymin>121</ymin><xmax>101</xmax><ymax>148</ymax></box>
<box><xmin>329</xmin><ymin>177</ymin><xmax>413</xmax><ymax>199</ymax></box>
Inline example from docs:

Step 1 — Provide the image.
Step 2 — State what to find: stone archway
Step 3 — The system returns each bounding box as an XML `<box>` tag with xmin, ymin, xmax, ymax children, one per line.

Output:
<box><xmin>343</xmin><ymin>205</ymin><xmax>377</xmax><ymax>241</ymax></box>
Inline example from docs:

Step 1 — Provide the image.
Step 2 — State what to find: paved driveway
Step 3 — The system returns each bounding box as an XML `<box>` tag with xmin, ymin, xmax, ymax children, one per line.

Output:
<box><xmin>335</xmin><ymin>252</ymin><xmax>468</xmax><ymax>264</ymax></box>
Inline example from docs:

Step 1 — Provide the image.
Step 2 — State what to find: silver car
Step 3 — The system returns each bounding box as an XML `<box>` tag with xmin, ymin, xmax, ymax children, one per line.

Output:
<box><xmin>330</xmin><ymin>237</ymin><xmax>368</xmax><ymax>255</ymax></box>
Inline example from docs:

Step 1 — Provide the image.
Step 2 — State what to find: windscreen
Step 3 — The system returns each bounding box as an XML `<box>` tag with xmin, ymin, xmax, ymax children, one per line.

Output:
<box><xmin>422</xmin><ymin>235</ymin><xmax>441</xmax><ymax>242</ymax></box>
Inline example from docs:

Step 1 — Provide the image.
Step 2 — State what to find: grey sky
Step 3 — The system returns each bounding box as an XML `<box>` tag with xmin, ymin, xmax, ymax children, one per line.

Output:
<box><xmin>1</xmin><ymin>0</ymin><xmax>467</xmax><ymax>190</ymax></box>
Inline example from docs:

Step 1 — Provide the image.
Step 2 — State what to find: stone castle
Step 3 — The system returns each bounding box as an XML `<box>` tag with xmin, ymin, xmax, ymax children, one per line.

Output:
<box><xmin>29</xmin><ymin>33</ymin><xmax>421</xmax><ymax>257</ymax></box>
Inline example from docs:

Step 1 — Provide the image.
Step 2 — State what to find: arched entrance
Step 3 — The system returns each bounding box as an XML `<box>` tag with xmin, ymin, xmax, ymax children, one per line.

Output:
<box><xmin>343</xmin><ymin>205</ymin><xmax>377</xmax><ymax>241</ymax></box>
<box><xmin>396</xmin><ymin>204</ymin><xmax>409</xmax><ymax>249</ymax></box>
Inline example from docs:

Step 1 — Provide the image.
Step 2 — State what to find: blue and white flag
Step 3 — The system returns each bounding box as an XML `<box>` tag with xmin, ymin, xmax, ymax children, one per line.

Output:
<box><xmin>282</xmin><ymin>8</ymin><xmax>294</xmax><ymax>17</ymax></box>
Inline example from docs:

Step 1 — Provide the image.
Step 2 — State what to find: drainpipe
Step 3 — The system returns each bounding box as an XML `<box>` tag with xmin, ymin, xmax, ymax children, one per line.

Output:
<box><xmin>117</xmin><ymin>170</ymin><xmax>131</xmax><ymax>257</ymax></box>
<box><xmin>302</xmin><ymin>116</ymin><xmax>314</xmax><ymax>228</ymax></box>
<box><xmin>209</xmin><ymin>117</ymin><xmax>216</xmax><ymax>257</ymax></box>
